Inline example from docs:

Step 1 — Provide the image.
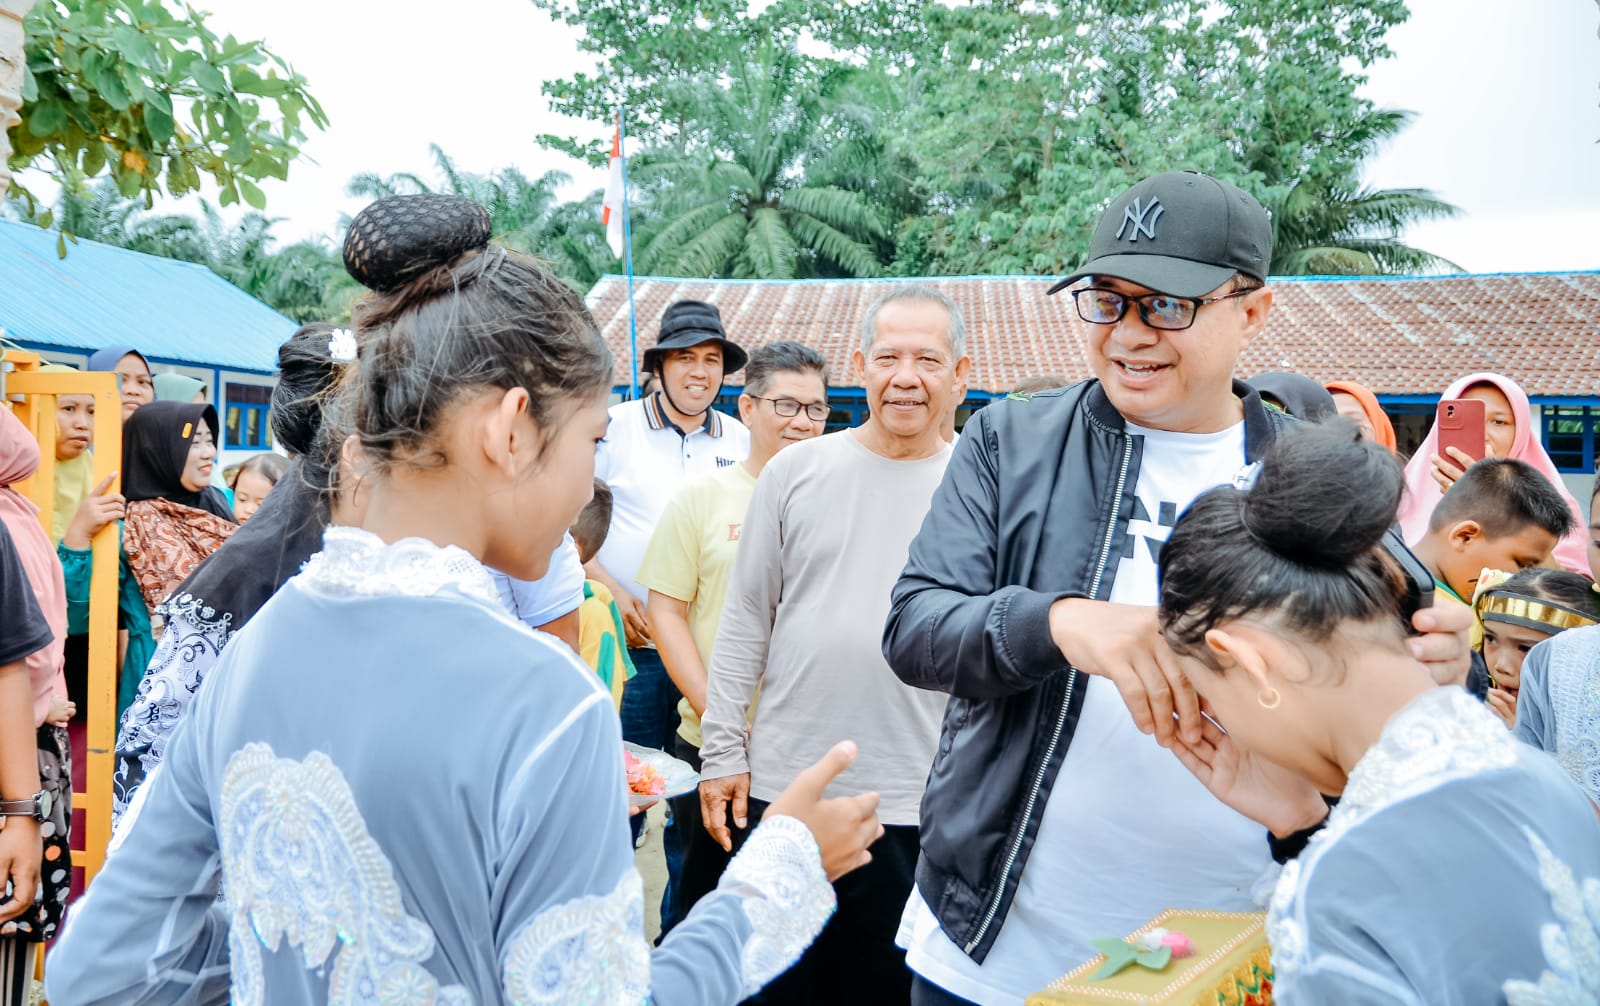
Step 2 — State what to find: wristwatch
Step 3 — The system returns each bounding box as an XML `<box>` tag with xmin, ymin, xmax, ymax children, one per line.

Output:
<box><xmin>0</xmin><ymin>790</ymin><xmax>52</xmax><ymax>823</ymax></box>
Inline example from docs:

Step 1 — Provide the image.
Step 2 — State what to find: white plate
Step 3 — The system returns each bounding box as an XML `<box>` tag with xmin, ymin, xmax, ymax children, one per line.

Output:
<box><xmin>623</xmin><ymin>742</ymin><xmax>700</xmax><ymax>807</ymax></box>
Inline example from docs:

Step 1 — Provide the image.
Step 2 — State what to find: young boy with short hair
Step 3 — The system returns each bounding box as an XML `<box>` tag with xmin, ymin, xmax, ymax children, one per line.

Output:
<box><xmin>1410</xmin><ymin>458</ymin><xmax>1577</xmax><ymax>652</ymax></box>
<box><xmin>571</xmin><ymin>479</ymin><xmax>634</xmax><ymax>709</ymax></box>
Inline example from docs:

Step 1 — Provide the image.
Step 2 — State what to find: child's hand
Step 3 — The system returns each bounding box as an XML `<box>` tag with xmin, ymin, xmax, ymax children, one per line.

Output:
<box><xmin>46</xmin><ymin>695</ymin><xmax>76</xmax><ymax>726</ymax></box>
<box><xmin>1487</xmin><ymin>687</ymin><xmax>1517</xmax><ymax>730</ymax></box>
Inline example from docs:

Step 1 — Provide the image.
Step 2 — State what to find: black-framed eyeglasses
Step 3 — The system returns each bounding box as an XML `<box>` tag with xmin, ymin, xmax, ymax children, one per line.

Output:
<box><xmin>1071</xmin><ymin>287</ymin><xmax>1252</xmax><ymax>332</ymax></box>
<box><xmin>751</xmin><ymin>396</ymin><xmax>830</xmax><ymax>422</ymax></box>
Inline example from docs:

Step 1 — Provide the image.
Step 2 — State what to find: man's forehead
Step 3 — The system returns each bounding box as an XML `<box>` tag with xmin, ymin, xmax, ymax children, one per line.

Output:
<box><xmin>669</xmin><ymin>341</ymin><xmax>723</xmax><ymax>355</ymax></box>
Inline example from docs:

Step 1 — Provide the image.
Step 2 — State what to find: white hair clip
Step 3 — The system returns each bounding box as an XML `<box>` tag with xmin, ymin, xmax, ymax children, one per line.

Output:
<box><xmin>328</xmin><ymin>328</ymin><xmax>358</xmax><ymax>363</ymax></box>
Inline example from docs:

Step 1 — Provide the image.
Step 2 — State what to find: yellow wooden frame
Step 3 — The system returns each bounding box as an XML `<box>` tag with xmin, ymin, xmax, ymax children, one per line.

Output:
<box><xmin>2</xmin><ymin>351</ymin><xmax>122</xmax><ymax>887</ymax></box>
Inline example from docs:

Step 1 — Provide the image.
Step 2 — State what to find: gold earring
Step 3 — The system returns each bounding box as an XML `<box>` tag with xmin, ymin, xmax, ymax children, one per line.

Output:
<box><xmin>1257</xmin><ymin>688</ymin><xmax>1281</xmax><ymax>710</ymax></box>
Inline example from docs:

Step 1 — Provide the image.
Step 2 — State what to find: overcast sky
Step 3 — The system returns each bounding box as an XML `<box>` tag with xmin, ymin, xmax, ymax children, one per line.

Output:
<box><xmin>94</xmin><ymin>0</ymin><xmax>1600</xmax><ymax>274</ymax></box>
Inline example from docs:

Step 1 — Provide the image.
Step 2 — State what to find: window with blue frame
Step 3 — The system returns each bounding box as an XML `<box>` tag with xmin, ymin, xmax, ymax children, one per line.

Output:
<box><xmin>224</xmin><ymin>383</ymin><xmax>274</xmax><ymax>450</ymax></box>
<box><xmin>1542</xmin><ymin>406</ymin><xmax>1596</xmax><ymax>473</ymax></box>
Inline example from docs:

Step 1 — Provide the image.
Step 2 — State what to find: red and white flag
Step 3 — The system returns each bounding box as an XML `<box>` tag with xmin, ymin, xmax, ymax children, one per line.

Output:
<box><xmin>601</xmin><ymin>118</ymin><xmax>625</xmax><ymax>258</ymax></box>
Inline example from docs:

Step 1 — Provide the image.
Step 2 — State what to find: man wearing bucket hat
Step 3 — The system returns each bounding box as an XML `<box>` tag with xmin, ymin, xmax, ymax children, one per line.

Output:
<box><xmin>881</xmin><ymin>171</ymin><xmax>1475</xmax><ymax>1004</ymax></box>
<box><xmin>592</xmin><ymin>298</ymin><xmax>750</xmax><ymax>730</ymax></box>
<box><xmin>589</xmin><ymin>299</ymin><xmax>750</xmax><ymax>925</ymax></box>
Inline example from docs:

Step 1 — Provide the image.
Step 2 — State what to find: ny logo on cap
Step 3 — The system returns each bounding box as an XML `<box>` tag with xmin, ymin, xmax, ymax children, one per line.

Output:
<box><xmin>1115</xmin><ymin>197</ymin><xmax>1164</xmax><ymax>242</ymax></box>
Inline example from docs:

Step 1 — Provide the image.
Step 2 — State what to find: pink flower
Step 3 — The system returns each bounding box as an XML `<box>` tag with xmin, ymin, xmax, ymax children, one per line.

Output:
<box><xmin>1160</xmin><ymin>931</ymin><xmax>1194</xmax><ymax>958</ymax></box>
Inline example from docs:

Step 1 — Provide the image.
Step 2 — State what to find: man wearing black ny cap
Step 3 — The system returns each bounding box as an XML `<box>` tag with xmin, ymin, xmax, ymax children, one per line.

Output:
<box><xmin>881</xmin><ymin>172</ymin><xmax>1473</xmax><ymax>1004</ymax></box>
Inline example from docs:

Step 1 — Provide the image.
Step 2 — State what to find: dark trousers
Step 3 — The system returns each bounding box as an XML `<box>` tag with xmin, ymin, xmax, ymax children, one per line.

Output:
<box><xmin>911</xmin><ymin>974</ymin><xmax>978</xmax><ymax>1006</ymax></box>
<box><xmin>662</xmin><ymin>735</ymin><xmax>733</xmax><ymax>936</ymax></box>
<box><xmin>735</xmin><ymin>797</ymin><xmax>917</xmax><ymax>1005</ymax></box>
<box><xmin>621</xmin><ymin>647</ymin><xmax>684</xmax><ymax>932</ymax></box>
<box><xmin>620</xmin><ymin>646</ymin><xmax>682</xmax><ymax>754</ymax></box>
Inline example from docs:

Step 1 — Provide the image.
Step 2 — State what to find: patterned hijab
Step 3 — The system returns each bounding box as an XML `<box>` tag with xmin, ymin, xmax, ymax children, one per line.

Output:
<box><xmin>120</xmin><ymin>402</ymin><xmax>236</xmax><ymax>613</ymax></box>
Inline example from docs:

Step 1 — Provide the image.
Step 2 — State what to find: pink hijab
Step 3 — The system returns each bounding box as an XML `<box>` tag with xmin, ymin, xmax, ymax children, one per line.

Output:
<box><xmin>0</xmin><ymin>407</ymin><xmax>69</xmax><ymax>726</ymax></box>
<box><xmin>1398</xmin><ymin>372</ymin><xmax>1590</xmax><ymax>575</ymax></box>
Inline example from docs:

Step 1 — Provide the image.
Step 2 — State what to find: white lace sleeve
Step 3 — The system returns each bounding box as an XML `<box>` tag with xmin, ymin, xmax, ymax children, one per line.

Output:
<box><xmin>499</xmin><ymin>815</ymin><xmax>831</xmax><ymax>1006</ymax></box>
<box><xmin>716</xmin><ymin>814</ymin><xmax>836</xmax><ymax>996</ymax></box>
<box><xmin>501</xmin><ymin>870</ymin><xmax>649</xmax><ymax>1005</ymax></box>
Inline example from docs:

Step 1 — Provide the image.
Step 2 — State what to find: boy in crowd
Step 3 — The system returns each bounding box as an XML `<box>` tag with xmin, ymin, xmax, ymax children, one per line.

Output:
<box><xmin>1409</xmin><ymin>458</ymin><xmax>1576</xmax><ymax>649</ymax></box>
<box><xmin>570</xmin><ymin>479</ymin><xmax>634</xmax><ymax>709</ymax></box>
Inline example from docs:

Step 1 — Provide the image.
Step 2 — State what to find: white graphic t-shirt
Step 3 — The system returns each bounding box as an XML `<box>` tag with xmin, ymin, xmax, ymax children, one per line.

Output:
<box><xmin>899</xmin><ymin>420</ymin><xmax>1276</xmax><ymax>1005</ymax></box>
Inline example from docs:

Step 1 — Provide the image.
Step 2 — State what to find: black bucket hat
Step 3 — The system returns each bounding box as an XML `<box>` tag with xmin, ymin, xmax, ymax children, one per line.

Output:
<box><xmin>641</xmin><ymin>300</ymin><xmax>748</xmax><ymax>375</ymax></box>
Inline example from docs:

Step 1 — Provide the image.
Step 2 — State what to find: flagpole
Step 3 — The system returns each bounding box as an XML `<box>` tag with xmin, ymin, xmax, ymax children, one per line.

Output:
<box><xmin>619</xmin><ymin>106</ymin><xmax>640</xmax><ymax>401</ymax></box>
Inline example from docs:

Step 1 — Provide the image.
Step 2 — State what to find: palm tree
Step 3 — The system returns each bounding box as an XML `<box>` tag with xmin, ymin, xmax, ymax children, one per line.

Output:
<box><xmin>1265</xmin><ymin>110</ymin><xmax>1462</xmax><ymax>276</ymax></box>
<box><xmin>348</xmin><ymin>145</ymin><xmax>615</xmax><ymax>290</ymax></box>
<box><xmin>633</xmin><ymin>44</ymin><xmax>886</xmax><ymax>279</ymax></box>
<box><xmin>39</xmin><ymin>180</ymin><xmax>351</xmax><ymax>322</ymax></box>
<box><xmin>1269</xmin><ymin>183</ymin><xmax>1463</xmax><ymax>275</ymax></box>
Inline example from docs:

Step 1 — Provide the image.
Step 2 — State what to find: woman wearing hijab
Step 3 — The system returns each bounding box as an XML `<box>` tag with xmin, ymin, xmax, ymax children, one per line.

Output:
<box><xmin>151</xmin><ymin>373</ymin><xmax>206</xmax><ymax>404</ymax></box>
<box><xmin>112</xmin><ymin>324</ymin><xmax>349</xmax><ymax>821</ymax></box>
<box><xmin>1398</xmin><ymin>372</ymin><xmax>1590</xmax><ymax>575</ymax></box>
<box><xmin>86</xmin><ymin>346</ymin><xmax>154</xmax><ymax>422</ymax></box>
<box><xmin>1247</xmin><ymin>371</ymin><xmax>1338</xmax><ymax>422</ymax></box>
<box><xmin>118</xmin><ymin>402</ymin><xmax>235</xmax><ymax>616</ymax></box>
<box><xmin>1325</xmin><ymin>379</ymin><xmax>1398</xmax><ymax>453</ymax></box>
<box><xmin>38</xmin><ymin>364</ymin><xmax>99</xmax><ymax>545</ymax></box>
<box><xmin>0</xmin><ymin>407</ymin><xmax>75</xmax><ymax>952</ymax></box>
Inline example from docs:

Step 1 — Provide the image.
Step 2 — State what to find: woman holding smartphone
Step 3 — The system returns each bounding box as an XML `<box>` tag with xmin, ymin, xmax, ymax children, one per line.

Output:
<box><xmin>1397</xmin><ymin>371</ymin><xmax>1590</xmax><ymax>575</ymax></box>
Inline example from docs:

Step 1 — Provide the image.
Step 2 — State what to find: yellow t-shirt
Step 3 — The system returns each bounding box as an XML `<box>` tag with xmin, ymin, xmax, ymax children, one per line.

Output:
<box><xmin>1436</xmin><ymin>580</ymin><xmax>1484</xmax><ymax>649</ymax></box>
<box><xmin>576</xmin><ymin>580</ymin><xmax>630</xmax><ymax>710</ymax></box>
<box><xmin>636</xmin><ymin>463</ymin><xmax>758</xmax><ymax>747</ymax></box>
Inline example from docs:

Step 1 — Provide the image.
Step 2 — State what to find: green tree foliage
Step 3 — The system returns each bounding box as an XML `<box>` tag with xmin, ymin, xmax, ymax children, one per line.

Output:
<box><xmin>630</xmin><ymin>44</ymin><xmax>885</xmax><ymax>278</ymax></box>
<box><xmin>349</xmin><ymin>143</ymin><xmax>616</xmax><ymax>290</ymax></box>
<box><xmin>1265</xmin><ymin>110</ymin><xmax>1460</xmax><ymax>275</ymax></box>
<box><xmin>8</xmin><ymin>0</ymin><xmax>326</xmax><ymax>229</ymax></box>
<box><xmin>38</xmin><ymin>178</ymin><xmax>354</xmax><ymax>322</ymax></box>
<box><xmin>532</xmin><ymin>0</ymin><xmax>1458</xmax><ymax>278</ymax></box>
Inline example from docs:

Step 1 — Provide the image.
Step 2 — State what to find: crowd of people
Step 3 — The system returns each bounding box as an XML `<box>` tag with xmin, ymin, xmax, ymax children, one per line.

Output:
<box><xmin>0</xmin><ymin>173</ymin><xmax>1589</xmax><ymax>1004</ymax></box>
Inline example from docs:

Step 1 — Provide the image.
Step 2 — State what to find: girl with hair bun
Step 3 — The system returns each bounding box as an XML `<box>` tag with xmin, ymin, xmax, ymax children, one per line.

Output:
<box><xmin>52</xmin><ymin>195</ymin><xmax>880</xmax><ymax>1006</ymax></box>
<box><xmin>1158</xmin><ymin>423</ymin><xmax>1600</xmax><ymax>1003</ymax></box>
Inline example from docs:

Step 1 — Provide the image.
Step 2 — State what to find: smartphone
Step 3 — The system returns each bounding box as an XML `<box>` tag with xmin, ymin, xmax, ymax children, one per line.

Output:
<box><xmin>1381</xmin><ymin>528</ymin><xmax>1434</xmax><ymax>634</ymax></box>
<box><xmin>1435</xmin><ymin>398</ymin><xmax>1486</xmax><ymax>464</ymax></box>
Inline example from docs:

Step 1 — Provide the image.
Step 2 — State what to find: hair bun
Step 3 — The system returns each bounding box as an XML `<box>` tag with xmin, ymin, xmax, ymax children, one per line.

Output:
<box><xmin>343</xmin><ymin>194</ymin><xmax>493</xmax><ymax>293</ymax></box>
<box><xmin>1239</xmin><ymin>421</ymin><xmax>1403</xmax><ymax>568</ymax></box>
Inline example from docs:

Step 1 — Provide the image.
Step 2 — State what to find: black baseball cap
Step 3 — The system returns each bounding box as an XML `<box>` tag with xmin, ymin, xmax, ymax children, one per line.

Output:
<box><xmin>642</xmin><ymin>300</ymin><xmax>748</xmax><ymax>374</ymax></box>
<box><xmin>1047</xmin><ymin>171</ymin><xmax>1272</xmax><ymax>299</ymax></box>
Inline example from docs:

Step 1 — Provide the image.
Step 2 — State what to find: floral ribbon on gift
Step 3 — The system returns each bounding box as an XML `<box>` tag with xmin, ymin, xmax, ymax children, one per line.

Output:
<box><xmin>1090</xmin><ymin>928</ymin><xmax>1194</xmax><ymax>979</ymax></box>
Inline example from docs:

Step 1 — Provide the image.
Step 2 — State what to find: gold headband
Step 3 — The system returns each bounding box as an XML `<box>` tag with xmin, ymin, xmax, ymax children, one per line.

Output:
<box><xmin>1476</xmin><ymin>592</ymin><xmax>1599</xmax><ymax>634</ymax></box>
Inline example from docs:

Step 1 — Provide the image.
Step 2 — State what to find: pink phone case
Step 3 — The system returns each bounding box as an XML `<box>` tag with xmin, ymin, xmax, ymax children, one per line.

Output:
<box><xmin>1436</xmin><ymin>398</ymin><xmax>1486</xmax><ymax>464</ymax></box>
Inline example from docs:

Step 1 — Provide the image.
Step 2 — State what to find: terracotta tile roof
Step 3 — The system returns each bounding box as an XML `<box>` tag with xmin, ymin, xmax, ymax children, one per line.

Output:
<box><xmin>585</xmin><ymin>272</ymin><xmax>1600</xmax><ymax>398</ymax></box>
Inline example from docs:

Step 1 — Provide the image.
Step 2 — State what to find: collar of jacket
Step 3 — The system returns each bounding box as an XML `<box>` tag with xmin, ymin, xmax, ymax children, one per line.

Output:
<box><xmin>1083</xmin><ymin>378</ymin><xmax>1283</xmax><ymax>461</ymax></box>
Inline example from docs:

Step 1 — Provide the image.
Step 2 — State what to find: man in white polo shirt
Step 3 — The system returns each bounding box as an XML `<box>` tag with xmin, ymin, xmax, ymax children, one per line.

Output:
<box><xmin>589</xmin><ymin>297</ymin><xmax>751</xmax><ymax>749</ymax></box>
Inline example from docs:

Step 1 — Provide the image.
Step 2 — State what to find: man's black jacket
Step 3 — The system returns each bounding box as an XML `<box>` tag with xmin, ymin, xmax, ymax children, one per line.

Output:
<box><xmin>882</xmin><ymin>378</ymin><xmax>1292</xmax><ymax>963</ymax></box>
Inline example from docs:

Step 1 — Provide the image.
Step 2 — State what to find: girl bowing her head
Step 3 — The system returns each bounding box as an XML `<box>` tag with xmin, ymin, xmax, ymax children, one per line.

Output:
<box><xmin>1157</xmin><ymin>422</ymin><xmax>1600</xmax><ymax>1004</ymax></box>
